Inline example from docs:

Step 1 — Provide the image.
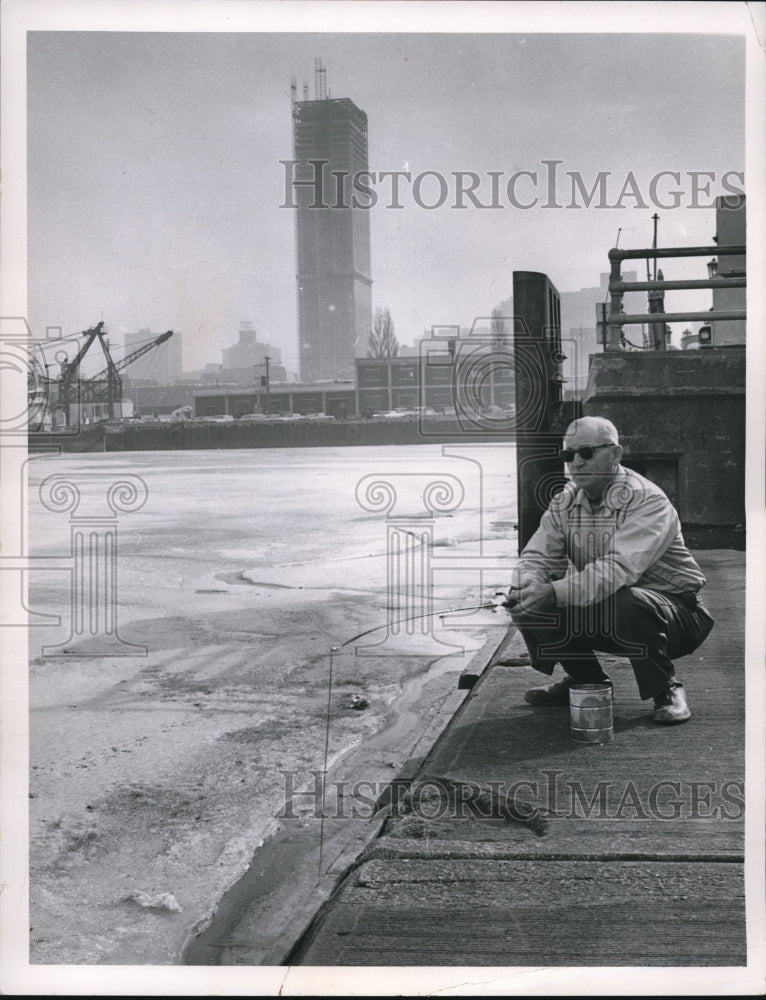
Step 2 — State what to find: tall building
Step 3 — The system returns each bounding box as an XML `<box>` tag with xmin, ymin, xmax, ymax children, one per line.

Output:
<box><xmin>222</xmin><ymin>321</ymin><xmax>282</xmax><ymax>371</ymax></box>
<box><xmin>217</xmin><ymin>321</ymin><xmax>286</xmax><ymax>385</ymax></box>
<box><xmin>291</xmin><ymin>71</ymin><xmax>372</xmax><ymax>382</ymax></box>
<box><xmin>123</xmin><ymin>328</ymin><xmax>183</xmax><ymax>384</ymax></box>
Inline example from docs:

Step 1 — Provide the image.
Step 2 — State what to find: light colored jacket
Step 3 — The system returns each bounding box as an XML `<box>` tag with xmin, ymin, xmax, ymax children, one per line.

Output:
<box><xmin>518</xmin><ymin>466</ymin><xmax>706</xmax><ymax>608</ymax></box>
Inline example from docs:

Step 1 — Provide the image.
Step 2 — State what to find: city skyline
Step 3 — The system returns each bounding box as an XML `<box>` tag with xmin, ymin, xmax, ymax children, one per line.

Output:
<box><xmin>22</xmin><ymin>18</ymin><xmax>748</xmax><ymax>376</ymax></box>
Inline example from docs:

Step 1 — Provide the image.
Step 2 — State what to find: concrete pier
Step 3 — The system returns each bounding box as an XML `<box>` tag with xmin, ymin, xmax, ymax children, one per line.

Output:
<box><xmin>286</xmin><ymin>550</ymin><xmax>747</xmax><ymax>967</ymax></box>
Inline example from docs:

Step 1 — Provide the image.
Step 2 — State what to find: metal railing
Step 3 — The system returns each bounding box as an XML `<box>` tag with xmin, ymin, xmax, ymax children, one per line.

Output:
<box><xmin>603</xmin><ymin>244</ymin><xmax>746</xmax><ymax>351</ymax></box>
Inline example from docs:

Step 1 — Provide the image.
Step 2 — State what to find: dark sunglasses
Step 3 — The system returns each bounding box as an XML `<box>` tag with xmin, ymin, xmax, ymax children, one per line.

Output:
<box><xmin>560</xmin><ymin>443</ymin><xmax>613</xmax><ymax>462</ymax></box>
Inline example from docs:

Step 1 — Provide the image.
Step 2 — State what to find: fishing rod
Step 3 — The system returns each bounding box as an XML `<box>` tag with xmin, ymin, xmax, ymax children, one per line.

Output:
<box><xmin>338</xmin><ymin>593</ymin><xmax>516</xmax><ymax>649</ymax></box>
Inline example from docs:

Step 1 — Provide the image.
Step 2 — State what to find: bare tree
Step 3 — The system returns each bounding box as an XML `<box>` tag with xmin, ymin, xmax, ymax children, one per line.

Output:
<box><xmin>368</xmin><ymin>306</ymin><xmax>400</xmax><ymax>358</ymax></box>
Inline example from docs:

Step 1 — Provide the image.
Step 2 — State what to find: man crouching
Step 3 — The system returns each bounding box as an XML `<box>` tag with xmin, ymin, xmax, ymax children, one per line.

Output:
<box><xmin>506</xmin><ymin>416</ymin><xmax>714</xmax><ymax>724</ymax></box>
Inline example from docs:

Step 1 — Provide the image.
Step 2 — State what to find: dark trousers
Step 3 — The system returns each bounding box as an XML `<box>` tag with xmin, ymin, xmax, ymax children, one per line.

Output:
<box><xmin>510</xmin><ymin>587</ymin><xmax>714</xmax><ymax>700</ymax></box>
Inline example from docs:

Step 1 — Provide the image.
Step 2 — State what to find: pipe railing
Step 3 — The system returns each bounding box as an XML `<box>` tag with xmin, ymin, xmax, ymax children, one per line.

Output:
<box><xmin>604</xmin><ymin>244</ymin><xmax>746</xmax><ymax>351</ymax></box>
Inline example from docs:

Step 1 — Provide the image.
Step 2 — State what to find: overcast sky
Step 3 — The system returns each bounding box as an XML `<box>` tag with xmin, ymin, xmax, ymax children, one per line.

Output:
<box><xmin>25</xmin><ymin>21</ymin><xmax>746</xmax><ymax>373</ymax></box>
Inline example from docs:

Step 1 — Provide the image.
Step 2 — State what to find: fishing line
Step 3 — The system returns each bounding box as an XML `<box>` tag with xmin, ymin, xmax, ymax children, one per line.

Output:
<box><xmin>316</xmin><ymin>597</ymin><xmax>511</xmax><ymax>877</ymax></box>
<box><xmin>318</xmin><ymin>644</ymin><xmax>338</xmax><ymax>877</ymax></box>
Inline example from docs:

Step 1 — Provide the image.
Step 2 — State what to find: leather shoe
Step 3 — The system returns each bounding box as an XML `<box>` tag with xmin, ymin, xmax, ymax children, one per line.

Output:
<box><xmin>652</xmin><ymin>681</ymin><xmax>691</xmax><ymax>724</ymax></box>
<box><xmin>524</xmin><ymin>678</ymin><xmax>573</xmax><ymax>706</ymax></box>
<box><xmin>524</xmin><ymin>674</ymin><xmax>612</xmax><ymax>708</ymax></box>
<box><xmin>524</xmin><ymin>676</ymin><xmax>611</xmax><ymax>706</ymax></box>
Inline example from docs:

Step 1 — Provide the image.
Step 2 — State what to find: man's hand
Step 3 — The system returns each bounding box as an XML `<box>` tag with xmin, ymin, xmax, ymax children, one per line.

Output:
<box><xmin>516</xmin><ymin>581</ymin><xmax>556</xmax><ymax>614</ymax></box>
<box><xmin>498</xmin><ymin>587</ymin><xmax>520</xmax><ymax>610</ymax></box>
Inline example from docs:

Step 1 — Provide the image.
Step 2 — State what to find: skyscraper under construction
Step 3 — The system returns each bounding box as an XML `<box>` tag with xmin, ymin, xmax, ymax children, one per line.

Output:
<box><xmin>290</xmin><ymin>62</ymin><xmax>372</xmax><ymax>382</ymax></box>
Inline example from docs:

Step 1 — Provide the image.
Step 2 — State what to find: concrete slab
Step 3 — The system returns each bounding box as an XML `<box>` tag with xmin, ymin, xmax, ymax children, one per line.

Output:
<box><xmin>294</xmin><ymin>859</ymin><xmax>745</xmax><ymax>966</ymax></box>
<box><xmin>292</xmin><ymin>551</ymin><xmax>747</xmax><ymax>967</ymax></box>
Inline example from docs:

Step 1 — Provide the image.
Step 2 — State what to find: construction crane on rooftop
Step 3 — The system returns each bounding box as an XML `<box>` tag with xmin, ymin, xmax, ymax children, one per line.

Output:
<box><xmin>314</xmin><ymin>57</ymin><xmax>327</xmax><ymax>100</ymax></box>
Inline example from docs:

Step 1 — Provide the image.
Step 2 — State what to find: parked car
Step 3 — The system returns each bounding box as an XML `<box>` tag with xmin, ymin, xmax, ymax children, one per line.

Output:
<box><xmin>198</xmin><ymin>414</ymin><xmax>235</xmax><ymax>423</ymax></box>
<box><xmin>238</xmin><ymin>413</ymin><xmax>271</xmax><ymax>422</ymax></box>
<box><xmin>305</xmin><ymin>412</ymin><xmax>335</xmax><ymax>421</ymax></box>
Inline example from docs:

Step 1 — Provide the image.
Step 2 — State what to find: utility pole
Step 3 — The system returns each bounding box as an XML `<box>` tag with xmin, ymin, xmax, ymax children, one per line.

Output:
<box><xmin>647</xmin><ymin>214</ymin><xmax>666</xmax><ymax>350</ymax></box>
<box><xmin>254</xmin><ymin>357</ymin><xmax>271</xmax><ymax>412</ymax></box>
<box><xmin>648</xmin><ymin>268</ymin><xmax>667</xmax><ymax>351</ymax></box>
<box><xmin>643</xmin><ymin>225</ymin><xmax>653</xmax><ymax>348</ymax></box>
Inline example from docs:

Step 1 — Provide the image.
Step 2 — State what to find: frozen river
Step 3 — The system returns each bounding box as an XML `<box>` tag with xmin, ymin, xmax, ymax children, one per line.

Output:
<box><xmin>26</xmin><ymin>443</ymin><xmax>520</xmax><ymax>964</ymax></box>
<box><xmin>28</xmin><ymin>442</ymin><xmax>520</xmax><ymax>655</ymax></box>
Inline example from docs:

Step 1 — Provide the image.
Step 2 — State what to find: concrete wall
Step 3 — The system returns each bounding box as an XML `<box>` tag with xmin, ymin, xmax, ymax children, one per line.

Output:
<box><xmin>583</xmin><ymin>348</ymin><xmax>745</xmax><ymax>548</ymax></box>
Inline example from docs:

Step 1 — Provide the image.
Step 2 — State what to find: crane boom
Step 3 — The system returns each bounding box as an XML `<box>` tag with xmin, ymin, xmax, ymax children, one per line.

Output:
<box><xmin>55</xmin><ymin>324</ymin><xmax>174</xmax><ymax>423</ymax></box>
<box><xmin>90</xmin><ymin>329</ymin><xmax>173</xmax><ymax>382</ymax></box>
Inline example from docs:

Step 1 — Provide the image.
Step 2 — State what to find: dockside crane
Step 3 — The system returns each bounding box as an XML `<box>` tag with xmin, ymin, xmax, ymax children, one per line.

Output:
<box><xmin>88</xmin><ymin>329</ymin><xmax>174</xmax><ymax>398</ymax></box>
<box><xmin>48</xmin><ymin>323</ymin><xmax>173</xmax><ymax>427</ymax></box>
